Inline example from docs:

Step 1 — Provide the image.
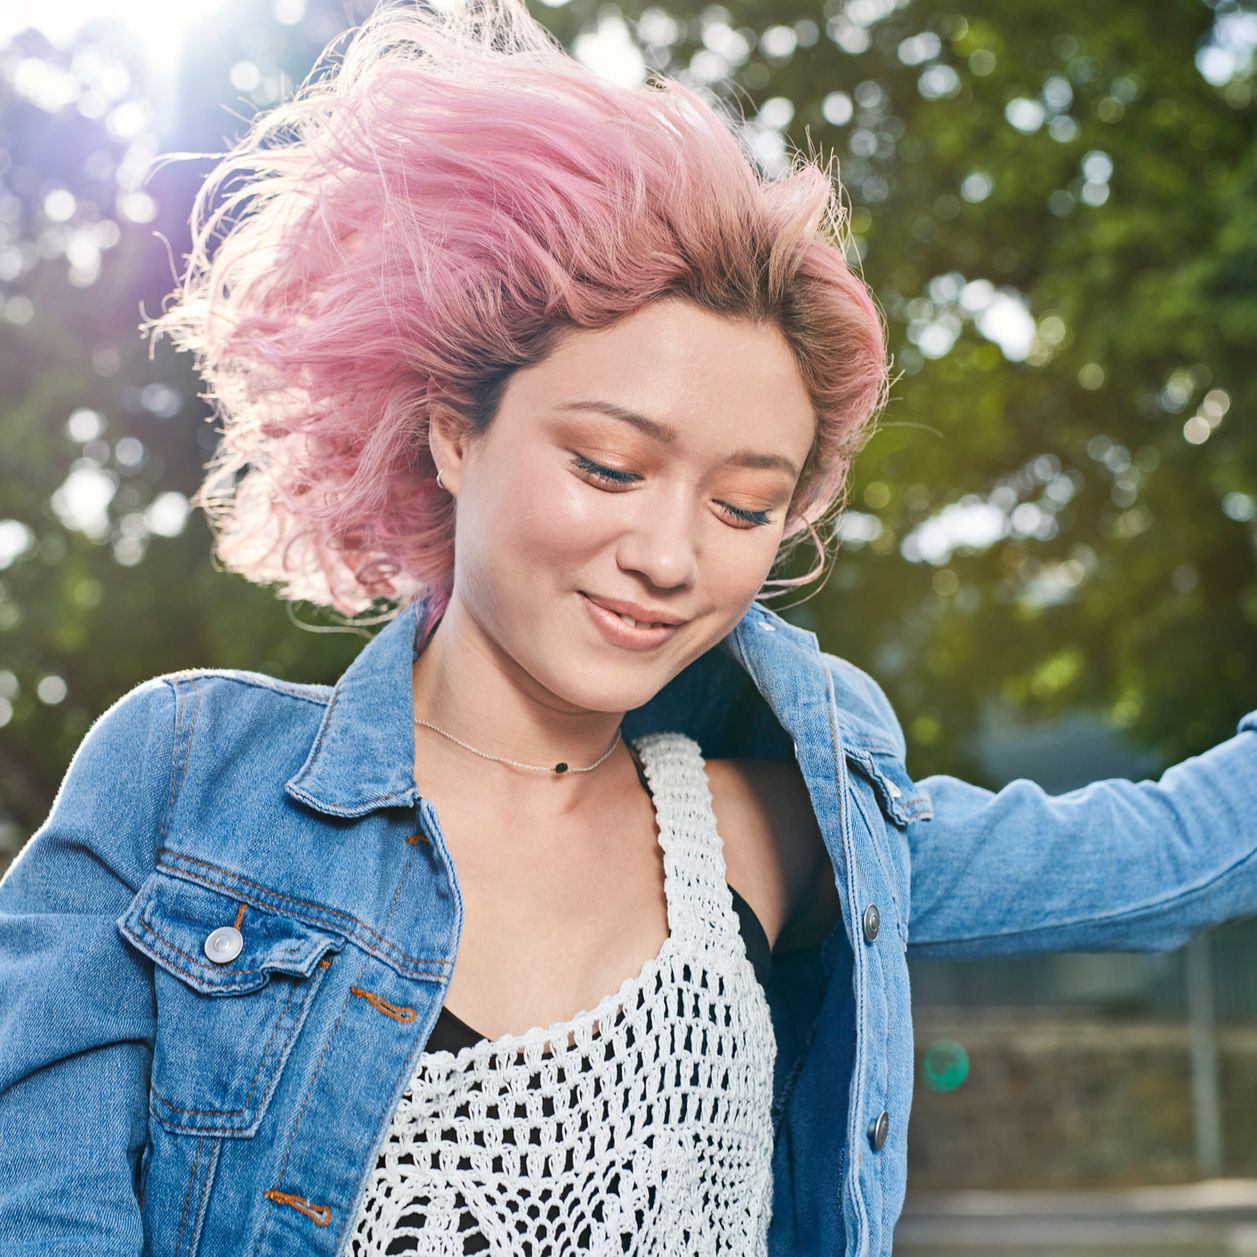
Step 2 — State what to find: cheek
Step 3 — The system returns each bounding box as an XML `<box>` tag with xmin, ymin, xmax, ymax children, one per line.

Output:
<box><xmin>709</xmin><ymin>543</ymin><xmax>777</xmax><ymax>604</ymax></box>
<box><xmin>462</xmin><ymin>457</ymin><xmax>598</xmax><ymax>572</ymax></box>
<box><xmin>512</xmin><ymin>468</ymin><xmax>606</xmax><ymax>555</ymax></box>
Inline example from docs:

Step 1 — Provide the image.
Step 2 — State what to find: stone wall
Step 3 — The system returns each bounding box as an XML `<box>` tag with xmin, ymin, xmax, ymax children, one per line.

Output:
<box><xmin>906</xmin><ymin>1011</ymin><xmax>1257</xmax><ymax>1188</ymax></box>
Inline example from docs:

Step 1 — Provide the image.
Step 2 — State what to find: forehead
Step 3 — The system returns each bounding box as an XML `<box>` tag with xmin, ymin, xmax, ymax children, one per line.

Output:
<box><xmin>502</xmin><ymin>298</ymin><xmax>815</xmax><ymax>453</ymax></box>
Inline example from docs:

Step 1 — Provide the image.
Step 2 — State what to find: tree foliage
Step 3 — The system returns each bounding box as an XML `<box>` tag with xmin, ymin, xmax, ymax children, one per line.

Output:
<box><xmin>1</xmin><ymin>0</ymin><xmax>1254</xmax><ymax>855</ymax></box>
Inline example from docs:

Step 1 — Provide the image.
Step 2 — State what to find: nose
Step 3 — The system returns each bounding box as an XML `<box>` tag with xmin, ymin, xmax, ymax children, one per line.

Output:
<box><xmin>615</xmin><ymin>490</ymin><xmax>699</xmax><ymax>591</ymax></box>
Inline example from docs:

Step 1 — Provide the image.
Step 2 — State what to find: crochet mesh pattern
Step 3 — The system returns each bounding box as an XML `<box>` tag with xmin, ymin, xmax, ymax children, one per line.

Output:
<box><xmin>348</xmin><ymin>731</ymin><xmax>778</xmax><ymax>1255</ymax></box>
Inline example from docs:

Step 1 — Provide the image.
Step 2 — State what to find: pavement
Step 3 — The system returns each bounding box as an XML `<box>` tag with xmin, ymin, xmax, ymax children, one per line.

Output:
<box><xmin>894</xmin><ymin>1178</ymin><xmax>1257</xmax><ymax>1255</ymax></box>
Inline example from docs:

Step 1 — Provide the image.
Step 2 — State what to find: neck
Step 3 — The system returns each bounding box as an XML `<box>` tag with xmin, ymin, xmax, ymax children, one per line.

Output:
<box><xmin>411</xmin><ymin>597</ymin><xmax>630</xmax><ymax>816</ymax></box>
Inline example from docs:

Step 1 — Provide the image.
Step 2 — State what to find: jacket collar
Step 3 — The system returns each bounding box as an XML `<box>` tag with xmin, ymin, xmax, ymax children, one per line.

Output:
<box><xmin>284</xmin><ymin>593</ymin><xmax>825</xmax><ymax>818</ymax></box>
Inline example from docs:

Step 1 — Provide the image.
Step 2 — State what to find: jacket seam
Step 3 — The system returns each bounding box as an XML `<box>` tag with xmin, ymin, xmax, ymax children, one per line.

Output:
<box><xmin>158</xmin><ymin>679</ymin><xmax>181</xmax><ymax>850</ymax></box>
<box><xmin>332</xmin><ymin>997</ymin><xmax>443</xmax><ymax>1254</ymax></box>
<box><xmin>174</xmin><ymin>1131</ymin><xmax>201</xmax><ymax>1257</ymax></box>
<box><xmin>823</xmin><ymin>661</ymin><xmax>874</xmax><ymax>1249</ymax></box>
<box><xmin>189</xmin><ymin>1136</ymin><xmax>220</xmax><ymax>1256</ymax></box>
<box><xmin>166</xmin><ymin>668</ymin><xmax>333</xmax><ymax>705</ymax></box>
<box><xmin>849</xmin><ymin>778</ymin><xmax>905</xmax><ymax>927</ymax></box>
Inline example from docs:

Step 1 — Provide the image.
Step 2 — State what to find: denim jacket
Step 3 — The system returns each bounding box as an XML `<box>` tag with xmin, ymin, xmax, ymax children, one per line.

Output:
<box><xmin>2</xmin><ymin>592</ymin><xmax>1256</xmax><ymax>1257</ymax></box>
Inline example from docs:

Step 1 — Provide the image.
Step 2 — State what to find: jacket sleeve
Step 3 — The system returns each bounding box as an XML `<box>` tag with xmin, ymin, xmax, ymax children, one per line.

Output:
<box><xmin>903</xmin><ymin>707</ymin><xmax>1257</xmax><ymax>957</ymax></box>
<box><xmin>0</xmin><ymin>677</ymin><xmax>176</xmax><ymax>1255</ymax></box>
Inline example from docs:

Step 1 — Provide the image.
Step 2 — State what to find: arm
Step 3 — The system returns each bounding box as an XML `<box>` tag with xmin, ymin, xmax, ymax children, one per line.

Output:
<box><xmin>905</xmin><ymin>707</ymin><xmax>1257</xmax><ymax>958</ymax></box>
<box><xmin>0</xmin><ymin>677</ymin><xmax>176</xmax><ymax>1255</ymax></box>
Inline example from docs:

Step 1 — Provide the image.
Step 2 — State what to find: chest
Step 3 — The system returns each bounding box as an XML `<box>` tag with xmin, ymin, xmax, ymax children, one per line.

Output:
<box><xmin>429</xmin><ymin>775</ymin><xmax>670</xmax><ymax>1039</ymax></box>
<box><xmin>415</xmin><ymin>749</ymin><xmax>809</xmax><ymax>1043</ymax></box>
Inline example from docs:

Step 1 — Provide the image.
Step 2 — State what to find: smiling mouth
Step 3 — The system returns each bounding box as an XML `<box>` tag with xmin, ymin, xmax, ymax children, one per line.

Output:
<box><xmin>607</xmin><ymin>609</ymin><xmax>670</xmax><ymax>628</ymax></box>
<box><xmin>580</xmin><ymin>594</ymin><xmax>682</xmax><ymax>629</ymax></box>
<box><xmin>579</xmin><ymin>593</ymin><xmax>687</xmax><ymax>649</ymax></box>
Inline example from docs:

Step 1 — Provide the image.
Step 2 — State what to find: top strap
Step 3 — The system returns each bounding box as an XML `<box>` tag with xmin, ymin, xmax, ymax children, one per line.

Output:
<box><xmin>630</xmin><ymin>731</ymin><xmax>744</xmax><ymax>950</ymax></box>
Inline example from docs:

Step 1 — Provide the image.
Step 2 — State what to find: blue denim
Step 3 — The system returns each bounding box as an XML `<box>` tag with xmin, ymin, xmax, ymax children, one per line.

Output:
<box><xmin>2</xmin><ymin>592</ymin><xmax>1255</xmax><ymax>1256</ymax></box>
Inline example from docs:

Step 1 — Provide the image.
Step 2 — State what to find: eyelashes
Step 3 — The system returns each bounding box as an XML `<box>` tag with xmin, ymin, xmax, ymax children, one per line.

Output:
<box><xmin>571</xmin><ymin>453</ymin><xmax>636</xmax><ymax>485</ymax></box>
<box><xmin>568</xmin><ymin>453</ymin><xmax>773</xmax><ymax>528</ymax></box>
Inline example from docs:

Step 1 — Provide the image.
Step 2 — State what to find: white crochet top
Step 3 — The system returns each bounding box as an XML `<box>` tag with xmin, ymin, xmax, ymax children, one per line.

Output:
<box><xmin>348</xmin><ymin>730</ymin><xmax>778</xmax><ymax>1255</ymax></box>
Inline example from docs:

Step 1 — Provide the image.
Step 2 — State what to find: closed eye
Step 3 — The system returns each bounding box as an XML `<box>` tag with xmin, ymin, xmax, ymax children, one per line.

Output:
<box><xmin>569</xmin><ymin>453</ymin><xmax>774</xmax><ymax>528</ymax></box>
<box><xmin>572</xmin><ymin>453</ymin><xmax>637</xmax><ymax>486</ymax></box>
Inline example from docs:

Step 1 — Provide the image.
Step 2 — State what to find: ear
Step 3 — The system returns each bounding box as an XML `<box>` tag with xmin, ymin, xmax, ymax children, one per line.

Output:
<box><xmin>427</xmin><ymin>400</ymin><xmax>474</xmax><ymax>497</ymax></box>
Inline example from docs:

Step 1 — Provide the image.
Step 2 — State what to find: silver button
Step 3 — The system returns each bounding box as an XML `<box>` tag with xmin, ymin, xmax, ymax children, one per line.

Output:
<box><xmin>868</xmin><ymin>1109</ymin><xmax>890</xmax><ymax>1150</ymax></box>
<box><xmin>862</xmin><ymin>903</ymin><xmax>880</xmax><ymax>943</ymax></box>
<box><xmin>758</xmin><ymin>621</ymin><xmax>776</xmax><ymax>631</ymax></box>
<box><xmin>887</xmin><ymin>780</ymin><xmax>902</xmax><ymax>799</ymax></box>
<box><xmin>204</xmin><ymin>926</ymin><xmax>243</xmax><ymax>965</ymax></box>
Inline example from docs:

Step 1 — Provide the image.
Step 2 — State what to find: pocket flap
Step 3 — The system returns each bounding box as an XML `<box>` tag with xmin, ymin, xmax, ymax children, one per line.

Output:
<box><xmin>844</xmin><ymin>745</ymin><xmax>934</xmax><ymax>826</ymax></box>
<box><xmin>117</xmin><ymin>869</ymin><xmax>346</xmax><ymax>996</ymax></box>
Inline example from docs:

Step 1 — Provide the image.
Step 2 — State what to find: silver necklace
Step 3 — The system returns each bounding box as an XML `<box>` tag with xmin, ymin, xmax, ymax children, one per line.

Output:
<box><xmin>413</xmin><ymin>717</ymin><xmax>623</xmax><ymax>775</ymax></box>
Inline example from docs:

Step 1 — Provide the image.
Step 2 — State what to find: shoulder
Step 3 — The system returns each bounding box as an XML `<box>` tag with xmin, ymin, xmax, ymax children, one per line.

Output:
<box><xmin>21</xmin><ymin>678</ymin><xmax>183</xmax><ymax>895</ymax></box>
<box><xmin>58</xmin><ymin>674</ymin><xmax>180</xmax><ymax>785</ymax></box>
<box><xmin>94</xmin><ymin>669</ymin><xmax>333</xmax><ymax>757</ymax></box>
<box><xmin>143</xmin><ymin>668</ymin><xmax>332</xmax><ymax>745</ymax></box>
<box><xmin>92</xmin><ymin>668</ymin><xmax>331</xmax><ymax>728</ymax></box>
<box><xmin>73</xmin><ymin>670</ymin><xmax>333</xmax><ymax>807</ymax></box>
<box><xmin>161</xmin><ymin>667</ymin><xmax>332</xmax><ymax>707</ymax></box>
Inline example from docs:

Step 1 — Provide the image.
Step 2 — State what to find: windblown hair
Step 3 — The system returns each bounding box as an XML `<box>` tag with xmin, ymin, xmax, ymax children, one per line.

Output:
<box><xmin>143</xmin><ymin>0</ymin><xmax>890</xmax><ymax>626</ymax></box>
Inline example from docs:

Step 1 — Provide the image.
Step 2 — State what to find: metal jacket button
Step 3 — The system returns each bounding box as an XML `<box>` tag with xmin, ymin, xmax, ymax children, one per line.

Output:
<box><xmin>204</xmin><ymin>926</ymin><xmax>243</xmax><ymax>965</ymax></box>
<box><xmin>868</xmin><ymin>1110</ymin><xmax>890</xmax><ymax>1150</ymax></box>
<box><xmin>862</xmin><ymin>903</ymin><xmax>880</xmax><ymax>943</ymax></box>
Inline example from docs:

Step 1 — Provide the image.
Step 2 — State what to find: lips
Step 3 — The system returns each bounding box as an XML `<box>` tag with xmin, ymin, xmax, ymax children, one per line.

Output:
<box><xmin>579</xmin><ymin>592</ymin><xmax>683</xmax><ymax>651</ymax></box>
<box><xmin>580</xmin><ymin>593</ymin><xmax>685</xmax><ymax>628</ymax></box>
<box><xmin>595</xmin><ymin>604</ymin><xmax>668</xmax><ymax>629</ymax></box>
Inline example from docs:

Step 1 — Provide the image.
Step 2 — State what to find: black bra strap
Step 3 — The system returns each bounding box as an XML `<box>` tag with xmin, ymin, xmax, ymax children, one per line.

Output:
<box><xmin>627</xmin><ymin>742</ymin><xmax>652</xmax><ymax>795</ymax></box>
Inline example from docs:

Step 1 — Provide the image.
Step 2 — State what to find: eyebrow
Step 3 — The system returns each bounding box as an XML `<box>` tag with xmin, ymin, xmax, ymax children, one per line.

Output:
<box><xmin>555</xmin><ymin>399</ymin><xmax>801</xmax><ymax>479</ymax></box>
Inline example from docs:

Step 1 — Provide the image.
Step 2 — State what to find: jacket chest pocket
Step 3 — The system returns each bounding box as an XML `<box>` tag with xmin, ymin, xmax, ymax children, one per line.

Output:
<box><xmin>118</xmin><ymin>869</ymin><xmax>347</xmax><ymax>1137</ymax></box>
<box><xmin>844</xmin><ymin>745</ymin><xmax>932</xmax><ymax>949</ymax></box>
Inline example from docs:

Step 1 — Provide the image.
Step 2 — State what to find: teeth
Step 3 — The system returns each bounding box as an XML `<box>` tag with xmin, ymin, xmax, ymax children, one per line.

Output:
<box><xmin>614</xmin><ymin>610</ymin><xmax>664</xmax><ymax>629</ymax></box>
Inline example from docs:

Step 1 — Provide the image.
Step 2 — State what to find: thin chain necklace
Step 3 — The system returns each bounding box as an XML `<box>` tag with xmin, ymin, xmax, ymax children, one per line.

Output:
<box><xmin>413</xmin><ymin>716</ymin><xmax>623</xmax><ymax>775</ymax></box>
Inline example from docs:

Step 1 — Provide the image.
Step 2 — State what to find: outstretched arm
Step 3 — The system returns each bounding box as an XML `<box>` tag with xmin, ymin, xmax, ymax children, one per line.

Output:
<box><xmin>904</xmin><ymin>707</ymin><xmax>1257</xmax><ymax>957</ymax></box>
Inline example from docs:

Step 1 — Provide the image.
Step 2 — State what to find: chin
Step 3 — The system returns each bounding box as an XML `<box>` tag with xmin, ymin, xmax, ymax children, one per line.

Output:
<box><xmin>549</xmin><ymin>663</ymin><xmax>664</xmax><ymax>715</ymax></box>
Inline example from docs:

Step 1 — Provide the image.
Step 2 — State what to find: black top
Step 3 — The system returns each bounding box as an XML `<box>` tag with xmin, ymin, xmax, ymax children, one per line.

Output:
<box><xmin>424</xmin><ymin>743</ymin><xmax>772</xmax><ymax>1055</ymax></box>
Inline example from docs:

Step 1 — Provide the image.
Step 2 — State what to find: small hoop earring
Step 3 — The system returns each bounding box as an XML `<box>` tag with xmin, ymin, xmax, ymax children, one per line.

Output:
<box><xmin>435</xmin><ymin>468</ymin><xmax>446</xmax><ymax>491</ymax></box>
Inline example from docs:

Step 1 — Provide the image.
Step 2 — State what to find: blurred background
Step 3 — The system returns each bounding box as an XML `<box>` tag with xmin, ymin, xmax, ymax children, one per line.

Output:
<box><xmin>1</xmin><ymin>0</ymin><xmax>1256</xmax><ymax>1251</ymax></box>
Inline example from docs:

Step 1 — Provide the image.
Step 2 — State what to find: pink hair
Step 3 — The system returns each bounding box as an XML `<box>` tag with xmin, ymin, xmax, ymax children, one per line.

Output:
<box><xmin>142</xmin><ymin>0</ymin><xmax>890</xmax><ymax>627</ymax></box>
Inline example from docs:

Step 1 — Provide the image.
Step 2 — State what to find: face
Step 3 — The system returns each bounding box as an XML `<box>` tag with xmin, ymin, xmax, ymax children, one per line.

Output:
<box><xmin>431</xmin><ymin>296</ymin><xmax>817</xmax><ymax>715</ymax></box>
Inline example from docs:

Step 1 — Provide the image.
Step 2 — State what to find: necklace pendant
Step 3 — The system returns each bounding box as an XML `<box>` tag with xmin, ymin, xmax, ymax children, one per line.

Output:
<box><xmin>554</xmin><ymin>762</ymin><xmax>568</xmax><ymax>774</ymax></box>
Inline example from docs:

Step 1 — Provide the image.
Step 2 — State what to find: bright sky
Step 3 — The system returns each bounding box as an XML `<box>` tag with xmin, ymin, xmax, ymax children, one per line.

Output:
<box><xmin>0</xmin><ymin>0</ymin><xmax>231</xmax><ymax>130</ymax></box>
<box><xmin>0</xmin><ymin>0</ymin><xmax>226</xmax><ymax>49</ymax></box>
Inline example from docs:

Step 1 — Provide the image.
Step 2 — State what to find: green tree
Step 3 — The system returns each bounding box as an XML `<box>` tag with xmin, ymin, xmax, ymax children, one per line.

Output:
<box><xmin>2</xmin><ymin>0</ymin><xmax>1254</xmax><ymax>859</ymax></box>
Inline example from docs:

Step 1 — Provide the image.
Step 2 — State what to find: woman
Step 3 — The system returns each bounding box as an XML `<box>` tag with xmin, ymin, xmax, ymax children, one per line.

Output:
<box><xmin>1</xmin><ymin>1</ymin><xmax>1255</xmax><ymax>1254</ymax></box>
